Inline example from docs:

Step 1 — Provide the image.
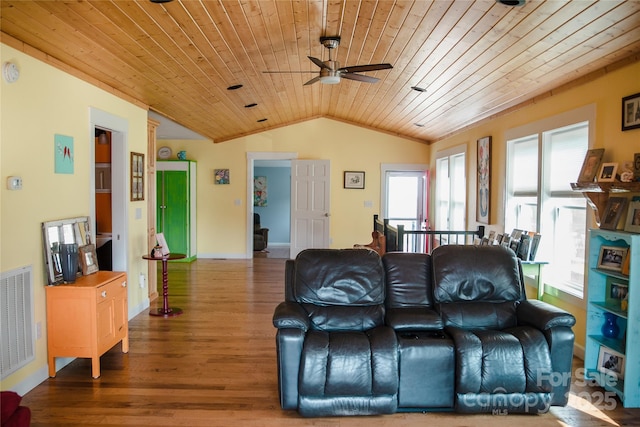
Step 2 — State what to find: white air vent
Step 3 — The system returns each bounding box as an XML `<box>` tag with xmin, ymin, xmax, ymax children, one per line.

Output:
<box><xmin>1</xmin><ymin>266</ymin><xmax>35</xmax><ymax>379</ymax></box>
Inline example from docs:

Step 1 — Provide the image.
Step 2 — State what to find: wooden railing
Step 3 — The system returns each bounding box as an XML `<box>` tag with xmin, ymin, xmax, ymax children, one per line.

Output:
<box><xmin>373</xmin><ymin>215</ymin><xmax>485</xmax><ymax>254</ymax></box>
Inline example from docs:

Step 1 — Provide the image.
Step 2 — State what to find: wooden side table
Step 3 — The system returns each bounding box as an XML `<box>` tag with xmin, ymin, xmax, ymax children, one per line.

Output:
<box><xmin>143</xmin><ymin>253</ymin><xmax>186</xmax><ymax>317</ymax></box>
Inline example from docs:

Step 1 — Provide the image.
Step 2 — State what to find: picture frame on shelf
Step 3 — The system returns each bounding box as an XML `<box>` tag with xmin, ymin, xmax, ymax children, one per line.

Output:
<box><xmin>634</xmin><ymin>153</ymin><xmax>640</xmax><ymax>181</ymax></box>
<box><xmin>597</xmin><ymin>162</ymin><xmax>618</xmax><ymax>183</ymax></box>
<box><xmin>600</xmin><ymin>197</ymin><xmax>628</xmax><ymax>230</ymax></box>
<box><xmin>529</xmin><ymin>233</ymin><xmax>542</xmax><ymax>261</ymax></box>
<box><xmin>605</xmin><ymin>277</ymin><xmax>628</xmax><ymax>309</ymax></box>
<box><xmin>79</xmin><ymin>244</ymin><xmax>99</xmax><ymax>275</ymax></box>
<box><xmin>622</xmin><ymin>92</ymin><xmax>640</xmax><ymax>131</ymax></box>
<box><xmin>476</xmin><ymin>136</ymin><xmax>491</xmax><ymax>224</ymax></box>
<box><xmin>597</xmin><ymin>345</ymin><xmax>625</xmax><ymax>378</ymax></box>
<box><xmin>344</xmin><ymin>171</ymin><xmax>365</xmax><ymax>189</ymax></box>
<box><xmin>624</xmin><ymin>201</ymin><xmax>640</xmax><ymax>233</ymax></box>
<box><xmin>577</xmin><ymin>148</ymin><xmax>605</xmax><ymax>183</ymax></box>
<box><xmin>597</xmin><ymin>245</ymin><xmax>628</xmax><ymax>272</ymax></box>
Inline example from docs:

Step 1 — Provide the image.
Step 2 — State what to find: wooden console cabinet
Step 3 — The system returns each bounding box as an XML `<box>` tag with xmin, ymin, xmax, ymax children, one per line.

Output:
<box><xmin>46</xmin><ymin>271</ymin><xmax>128</xmax><ymax>379</ymax></box>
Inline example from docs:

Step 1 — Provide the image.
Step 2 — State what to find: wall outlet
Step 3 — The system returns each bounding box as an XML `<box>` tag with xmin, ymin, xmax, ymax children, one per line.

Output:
<box><xmin>139</xmin><ymin>273</ymin><xmax>146</xmax><ymax>289</ymax></box>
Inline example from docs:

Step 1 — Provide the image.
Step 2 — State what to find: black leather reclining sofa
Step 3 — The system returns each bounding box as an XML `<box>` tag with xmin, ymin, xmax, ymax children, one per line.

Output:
<box><xmin>272</xmin><ymin>245</ymin><xmax>576</xmax><ymax>417</ymax></box>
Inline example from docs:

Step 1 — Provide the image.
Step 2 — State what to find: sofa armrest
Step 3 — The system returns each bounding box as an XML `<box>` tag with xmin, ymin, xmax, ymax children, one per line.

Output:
<box><xmin>517</xmin><ymin>299</ymin><xmax>576</xmax><ymax>330</ymax></box>
<box><xmin>385</xmin><ymin>307</ymin><xmax>443</xmax><ymax>331</ymax></box>
<box><xmin>273</xmin><ymin>301</ymin><xmax>310</xmax><ymax>331</ymax></box>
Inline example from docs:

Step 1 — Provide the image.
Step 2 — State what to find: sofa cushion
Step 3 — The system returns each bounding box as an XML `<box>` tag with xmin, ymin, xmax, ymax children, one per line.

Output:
<box><xmin>383</xmin><ymin>252</ymin><xmax>433</xmax><ymax>308</ymax></box>
<box><xmin>294</xmin><ymin>249</ymin><xmax>385</xmax><ymax>306</ymax></box>
<box><xmin>432</xmin><ymin>245</ymin><xmax>524</xmax><ymax>304</ymax></box>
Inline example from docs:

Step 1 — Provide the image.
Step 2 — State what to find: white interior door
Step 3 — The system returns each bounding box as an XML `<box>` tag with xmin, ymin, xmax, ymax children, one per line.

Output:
<box><xmin>290</xmin><ymin>160</ymin><xmax>330</xmax><ymax>258</ymax></box>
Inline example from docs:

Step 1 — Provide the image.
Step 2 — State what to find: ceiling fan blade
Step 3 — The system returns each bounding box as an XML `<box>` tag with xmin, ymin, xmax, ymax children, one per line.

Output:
<box><xmin>338</xmin><ymin>63</ymin><xmax>393</xmax><ymax>73</ymax></box>
<box><xmin>262</xmin><ymin>71</ymin><xmax>315</xmax><ymax>74</ymax></box>
<box><xmin>304</xmin><ymin>76</ymin><xmax>321</xmax><ymax>86</ymax></box>
<box><xmin>341</xmin><ymin>73</ymin><xmax>379</xmax><ymax>84</ymax></box>
<box><xmin>308</xmin><ymin>56</ymin><xmax>330</xmax><ymax>70</ymax></box>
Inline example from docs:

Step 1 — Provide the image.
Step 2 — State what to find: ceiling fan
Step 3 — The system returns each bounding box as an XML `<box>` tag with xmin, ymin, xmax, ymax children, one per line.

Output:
<box><xmin>264</xmin><ymin>36</ymin><xmax>393</xmax><ymax>86</ymax></box>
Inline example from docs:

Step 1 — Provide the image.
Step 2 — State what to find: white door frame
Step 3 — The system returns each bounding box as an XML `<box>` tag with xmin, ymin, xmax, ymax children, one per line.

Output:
<box><xmin>90</xmin><ymin>108</ymin><xmax>129</xmax><ymax>274</ymax></box>
<box><xmin>246</xmin><ymin>152</ymin><xmax>297</xmax><ymax>259</ymax></box>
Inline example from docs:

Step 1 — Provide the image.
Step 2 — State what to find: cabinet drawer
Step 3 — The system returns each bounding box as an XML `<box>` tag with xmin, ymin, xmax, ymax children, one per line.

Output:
<box><xmin>96</xmin><ymin>278</ymin><xmax>127</xmax><ymax>303</ymax></box>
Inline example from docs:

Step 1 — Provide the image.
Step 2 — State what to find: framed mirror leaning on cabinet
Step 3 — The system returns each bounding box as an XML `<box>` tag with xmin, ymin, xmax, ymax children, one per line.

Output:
<box><xmin>42</xmin><ymin>216</ymin><xmax>93</xmax><ymax>285</ymax></box>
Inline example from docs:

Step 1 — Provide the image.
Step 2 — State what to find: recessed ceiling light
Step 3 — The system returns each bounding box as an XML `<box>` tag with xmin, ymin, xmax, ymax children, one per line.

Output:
<box><xmin>150</xmin><ymin>0</ymin><xmax>173</xmax><ymax>3</ymax></box>
<box><xmin>227</xmin><ymin>84</ymin><xmax>243</xmax><ymax>90</ymax></box>
<box><xmin>245</xmin><ymin>103</ymin><xmax>258</xmax><ymax>108</ymax></box>
<box><xmin>257</xmin><ymin>118</ymin><xmax>268</xmax><ymax>123</ymax></box>
<box><xmin>411</xmin><ymin>86</ymin><xmax>427</xmax><ymax>92</ymax></box>
<box><xmin>414</xmin><ymin>123</ymin><xmax>425</xmax><ymax>127</ymax></box>
<box><xmin>496</xmin><ymin>0</ymin><xmax>525</xmax><ymax>6</ymax></box>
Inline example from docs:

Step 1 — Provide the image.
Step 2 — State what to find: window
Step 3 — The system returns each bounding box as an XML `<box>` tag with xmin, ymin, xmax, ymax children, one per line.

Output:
<box><xmin>435</xmin><ymin>146</ymin><xmax>466</xmax><ymax>231</ymax></box>
<box><xmin>505</xmin><ymin>105</ymin><xmax>594</xmax><ymax>300</ymax></box>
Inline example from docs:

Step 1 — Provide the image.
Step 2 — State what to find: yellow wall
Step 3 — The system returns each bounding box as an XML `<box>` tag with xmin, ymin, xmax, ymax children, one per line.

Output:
<box><xmin>1</xmin><ymin>44</ymin><xmax>149</xmax><ymax>391</ymax></box>
<box><xmin>428</xmin><ymin>60</ymin><xmax>640</xmax><ymax>353</ymax></box>
<box><xmin>159</xmin><ymin>118</ymin><xmax>430</xmax><ymax>254</ymax></box>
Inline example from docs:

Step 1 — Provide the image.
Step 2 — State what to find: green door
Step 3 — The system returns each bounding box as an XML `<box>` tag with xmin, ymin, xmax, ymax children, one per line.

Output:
<box><xmin>157</xmin><ymin>170</ymin><xmax>189</xmax><ymax>255</ymax></box>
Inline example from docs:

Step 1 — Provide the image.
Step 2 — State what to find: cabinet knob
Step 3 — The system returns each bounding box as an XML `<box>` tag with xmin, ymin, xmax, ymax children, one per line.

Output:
<box><xmin>122</xmin><ymin>281</ymin><xmax>127</xmax><ymax>288</ymax></box>
<box><xmin>101</xmin><ymin>291</ymin><xmax>107</xmax><ymax>298</ymax></box>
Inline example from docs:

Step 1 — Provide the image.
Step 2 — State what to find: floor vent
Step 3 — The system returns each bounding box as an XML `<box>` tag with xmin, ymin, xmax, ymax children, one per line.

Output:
<box><xmin>1</xmin><ymin>265</ymin><xmax>35</xmax><ymax>379</ymax></box>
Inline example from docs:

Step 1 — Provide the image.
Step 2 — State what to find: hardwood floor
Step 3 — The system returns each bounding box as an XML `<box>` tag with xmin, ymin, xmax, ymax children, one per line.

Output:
<box><xmin>21</xmin><ymin>258</ymin><xmax>639</xmax><ymax>426</ymax></box>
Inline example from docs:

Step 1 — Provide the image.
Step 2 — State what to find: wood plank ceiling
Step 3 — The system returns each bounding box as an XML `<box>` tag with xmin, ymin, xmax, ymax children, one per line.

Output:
<box><xmin>2</xmin><ymin>0</ymin><xmax>640</xmax><ymax>144</ymax></box>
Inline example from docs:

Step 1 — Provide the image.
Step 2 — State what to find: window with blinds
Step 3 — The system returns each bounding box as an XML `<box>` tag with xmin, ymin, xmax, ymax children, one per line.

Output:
<box><xmin>506</xmin><ymin>118</ymin><xmax>590</xmax><ymax>299</ymax></box>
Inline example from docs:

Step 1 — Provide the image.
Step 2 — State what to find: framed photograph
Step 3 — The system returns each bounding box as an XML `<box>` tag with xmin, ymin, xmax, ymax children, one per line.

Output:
<box><xmin>625</xmin><ymin>201</ymin><xmax>640</xmax><ymax>233</ymax></box>
<box><xmin>605</xmin><ymin>277</ymin><xmax>628</xmax><ymax>308</ymax></box>
<box><xmin>577</xmin><ymin>148</ymin><xmax>604</xmax><ymax>183</ymax></box>
<box><xmin>622</xmin><ymin>92</ymin><xmax>640</xmax><ymax>131</ymax></box>
<box><xmin>597</xmin><ymin>245</ymin><xmax>628</xmax><ymax>272</ymax></box>
<box><xmin>529</xmin><ymin>233</ymin><xmax>542</xmax><ymax>261</ymax></box>
<box><xmin>476</xmin><ymin>136</ymin><xmax>491</xmax><ymax>224</ymax></box>
<box><xmin>79</xmin><ymin>244</ymin><xmax>99</xmax><ymax>275</ymax></box>
<box><xmin>130</xmin><ymin>152</ymin><xmax>144</xmax><ymax>201</ymax></box>
<box><xmin>597</xmin><ymin>345</ymin><xmax>625</xmax><ymax>378</ymax></box>
<box><xmin>214</xmin><ymin>169</ymin><xmax>230</xmax><ymax>184</ymax></box>
<box><xmin>600</xmin><ymin>197</ymin><xmax>628</xmax><ymax>230</ymax></box>
<box><xmin>597</xmin><ymin>162</ymin><xmax>618</xmax><ymax>183</ymax></box>
<box><xmin>344</xmin><ymin>171</ymin><xmax>365</xmax><ymax>189</ymax></box>
<box><xmin>634</xmin><ymin>153</ymin><xmax>640</xmax><ymax>181</ymax></box>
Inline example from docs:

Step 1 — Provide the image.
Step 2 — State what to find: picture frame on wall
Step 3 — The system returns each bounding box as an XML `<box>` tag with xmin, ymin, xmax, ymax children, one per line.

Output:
<box><xmin>130</xmin><ymin>152</ymin><xmax>144</xmax><ymax>201</ymax></box>
<box><xmin>577</xmin><ymin>148</ymin><xmax>604</xmax><ymax>183</ymax></box>
<box><xmin>214</xmin><ymin>169</ymin><xmax>230</xmax><ymax>184</ymax></box>
<box><xmin>600</xmin><ymin>197</ymin><xmax>628</xmax><ymax>230</ymax></box>
<box><xmin>622</xmin><ymin>92</ymin><xmax>640</xmax><ymax>131</ymax></box>
<box><xmin>344</xmin><ymin>171</ymin><xmax>365</xmax><ymax>189</ymax></box>
<box><xmin>597</xmin><ymin>345</ymin><xmax>625</xmax><ymax>378</ymax></box>
<box><xmin>476</xmin><ymin>136</ymin><xmax>491</xmax><ymax>224</ymax></box>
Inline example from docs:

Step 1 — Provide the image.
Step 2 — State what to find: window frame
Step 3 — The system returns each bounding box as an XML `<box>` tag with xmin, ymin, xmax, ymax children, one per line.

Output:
<box><xmin>434</xmin><ymin>144</ymin><xmax>467</xmax><ymax>231</ymax></box>
<box><xmin>504</xmin><ymin>104</ymin><xmax>596</xmax><ymax>307</ymax></box>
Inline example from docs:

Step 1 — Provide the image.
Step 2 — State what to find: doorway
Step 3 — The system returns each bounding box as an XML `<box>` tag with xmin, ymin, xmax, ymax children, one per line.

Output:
<box><xmin>94</xmin><ymin>128</ymin><xmax>113</xmax><ymax>270</ymax></box>
<box><xmin>90</xmin><ymin>108</ymin><xmax>128</xmax><ymax>275</ymax></box>
<box><xmin>246</xmin><ymin>152</ymin><xmax>296</xmax><ymax>259</ymax></box>
<box><xmin>380</xmin><ymin>163</ymin><xmax>430</xmax><ymax>230</ymax></box>
<box><xmin>253</xmin><ymin>160</ymin><xmax>291</xmax><ymax>259</ymax></box>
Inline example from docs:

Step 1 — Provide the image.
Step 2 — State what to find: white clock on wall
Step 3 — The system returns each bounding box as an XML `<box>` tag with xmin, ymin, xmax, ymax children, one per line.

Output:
<box><xmin>3</xmin><ymin>61</ymin><xmax>20</xmax><ymax>83</ymax></box>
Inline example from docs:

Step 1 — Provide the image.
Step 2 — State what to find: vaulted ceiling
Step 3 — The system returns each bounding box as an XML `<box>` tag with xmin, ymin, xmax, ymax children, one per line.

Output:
<box><xmin>2</xmin><ymin>0</ymin><xmax>640</xmax><ymax>143</ymax></box>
